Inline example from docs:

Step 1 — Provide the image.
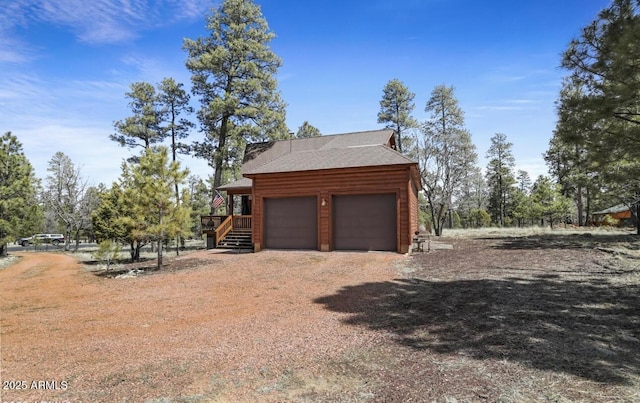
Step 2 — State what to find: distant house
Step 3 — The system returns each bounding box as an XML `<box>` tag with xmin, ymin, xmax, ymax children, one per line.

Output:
<box><xmin>202</xmin><ymin>129</ymin><xmax>421</xmax><ymax>253</ymax></box>
<box><xmin>592</xmin><ymin>205</ymin><xmax>633</xmax><ymax>226</ymax></box>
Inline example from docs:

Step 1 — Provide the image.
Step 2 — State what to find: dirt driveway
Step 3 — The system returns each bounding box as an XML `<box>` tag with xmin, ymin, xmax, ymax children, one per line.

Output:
<box><xmin>1</xmin><ymin>250</ymin><xmax>403</xmax><ymax>402</ymax></box>
<box><xmin>1</xmin><ymin>231</ymin><xmax>639</xmax><ymax>402</ymax></box>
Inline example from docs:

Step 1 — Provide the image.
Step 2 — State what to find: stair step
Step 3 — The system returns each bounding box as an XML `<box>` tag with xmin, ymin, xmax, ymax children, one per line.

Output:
<box><xmin>217</xmin><ymin>229</ymin><xmax>254</xmax><ymax>251</ymax></box>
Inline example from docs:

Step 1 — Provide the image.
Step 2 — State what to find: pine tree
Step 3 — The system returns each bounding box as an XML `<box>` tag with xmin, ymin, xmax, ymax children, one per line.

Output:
<box><xmin>157</xmin><ymin>77</ymin><xmax>194</xmax><ymax>163</ymax></box>
<box><xmin>122</xmin><ymin>147</ymin><xmax>190</xmax><ymax>269</ymax></box>
<box><xmin>157</xmin><ymin>77</ymin><xmax>194</xmax><ymax>254</ymax></box>
<box><xmin>295</xmin><ymin>121</ymin><xmax>321</xmax><ymax>138</ymax></box>
<box><xmin>377</xmin><ymin>79</ymin><xmax>418</xmax><ymax>154</ymax></box>
<box><xmin>485</xmin><ymin>133</ymin><xmax>516</xmax><ymax>226</ymax></box>
<box><xmin>418</xmin><ymin>84</ymin><xmax>478</xmax><ymax>236</ymax></box>
<box><xmin>186</xmin><ymin>175</ymin><xmax>213</xmax><ymax>237</ymax></box>
<box><xmin>531</xmin><ymin>176</ymin><xmax>573</xmax><ymax>228</ymax></box>
<box><xmin>184</xmin><ymin>0</ymin><xmax>288</xmax><ymax>192</ymax></box>
<box><xmin>454</xmin><ymin>167</ymin><xmax>488</xmax><ymax>228</ymax></box>
<box><xmin>0</xmin><ymin>132</ymin><xmax>42</xmax><ymax>256</ymax></box>
<box><xmin>92</xmin><ymin>182</ymin><xmax>144</xmax><ymax>262</ymax></box>
<box><xmin>42</xmin><ymin>152</ymin><xmax>91</xmax><ymax>251</ymax></box>
<box><xmin>559</xmin><ymin>0</ymin><xmax>640</xmax><ymax>233</ymax></box>
<box><xmin>111</xmin><ymin>82</ymin><xmax>167</xmax><ymax>159</ymax></box>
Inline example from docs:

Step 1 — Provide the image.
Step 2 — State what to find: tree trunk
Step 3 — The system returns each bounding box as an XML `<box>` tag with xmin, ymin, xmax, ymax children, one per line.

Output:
<box><xmin>135</xmin><ymin>243</ymin><xmax>141</xmax><ymax>262</ymax></box>
<box><xmin>74</xmin><ymin>229</ymin><xmax>81</xmax><ymax>252</ymax></box>
<box><xmin>0</xmin><ymin>243</ymin><xmax>6</xmax><ymax>257</ymax></box>
<box><xmin>429</xmin><ymin>205</ymin><xmax>440</xmax><ymax>236</ymax></box>
<box><xmin>65</xmin><ymin>224</ymin><xmax>72</xmax><ymax>251</ymax></box>
<box><xmin>157</xmin><ymin>239</ymin><xmax>163</xmax><ymax>269</ymax></box>
<box><xmin>157</xmin><ymin>209</ymin><xmax>164</xmax><ymax>270</ymax></box>
<box><xmin>175</xmin><ymin>181</ymin><xmax>181</xmax><ymax>257</ymax></box>
<box><xmin>435</xmin><ymin>203</ymin><xmax>446</xmax><ymax>237</ymax></box>
<box><xmin>211</xmin><ymin>113</ymin><xmax>230</xmax><ymax>214</ymax></box>
<box><xmin>577</xmin><ymin>183</ymin><xmax>584</xmax><ymax>226</ymax></box>
<box><xmin>130</xmin><ymin>241</ymin><xmax>142</xmax><ymax>262</ymax></box>
<box><xmin>585</xmin><ymin>186</ymin><xmax>591</xmax><ymax>226</ymax></box>
<box><xmin>633</xmin><ymin>200</ymin><xmax>640</xmax><ymax>235</ymax></box>
<box><xmin>396</xmin><ymin>120</ymin><xmax>402</xmax><ymax>154</ymax></box>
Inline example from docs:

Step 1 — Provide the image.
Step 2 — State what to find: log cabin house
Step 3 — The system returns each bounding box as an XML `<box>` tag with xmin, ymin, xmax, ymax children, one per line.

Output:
<box><xmin>201</xmin><ymin>129</ymin><xmax>421</xmax><ymax>253</ymax></box>
<box><xmin>591</xmin><ymin>204</ymin><xmax>634</xmax><ymax>227</ymax></box>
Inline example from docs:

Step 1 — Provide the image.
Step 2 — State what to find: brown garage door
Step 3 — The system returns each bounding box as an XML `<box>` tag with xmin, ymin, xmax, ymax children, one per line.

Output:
<box><xmin>333</xmin><ymin>194</ymin><xmax>397</xmax><ymax>251</ymax></box>
<box><xmin>264</xmin><ymin>197</ymin><xmax>317</xmax><ymax>249</ymax></box>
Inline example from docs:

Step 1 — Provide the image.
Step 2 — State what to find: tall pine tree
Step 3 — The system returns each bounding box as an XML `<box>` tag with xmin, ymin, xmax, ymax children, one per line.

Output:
<box><xmin>485</xmin><ymin>133</ymin><xmax>516</xmax><ymax>227</ymax></box>
<box><xmin>184</xmin><ymin>0</ymin><xmax>288</xmax><ymax>193</ymax></box>
<box><xmin>0</xmin><ymin>132</ymin><xmax>41</xmax><ymax>256</ymax></box>
<box><xmin>111</xmin><ymin>82</ymin><xmax>167</xmax><ymax>158</ymax></box>
<box><xmin>418</xmin><ymin>85</ymin><xmax>478</xmax><ymax>236</ymax></box>
<box><xmin>377</xmin><ymin>79</ymin><xmax>418</xmax><ymax>154</ymax></box>
<box><xmin>559</xmin><ymin>0</ymin><xmax>640</xmax><ymax>232</ymax></box>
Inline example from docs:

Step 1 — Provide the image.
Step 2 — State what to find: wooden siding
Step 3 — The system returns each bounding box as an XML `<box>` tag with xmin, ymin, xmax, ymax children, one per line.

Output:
<box><xmin>249</xmin><ymin>165</ymin><xmax>418</xmax><ymax>253</ymax></box>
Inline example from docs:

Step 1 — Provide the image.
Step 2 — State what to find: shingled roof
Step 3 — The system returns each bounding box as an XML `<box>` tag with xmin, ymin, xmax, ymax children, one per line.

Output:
<box><xmin>241</xmin><ymin>129</ymin><xmax>396</xmax><ymax>175</ymax></box>
<box><xmin>244</xmin><ymin>144</ymin><xmax>414</xmax><ymax>175</ymax></box>
<box><xmin>217</xmin><ymin>129</ymin><xmax>417</xmax><ymax>190</ymax></box>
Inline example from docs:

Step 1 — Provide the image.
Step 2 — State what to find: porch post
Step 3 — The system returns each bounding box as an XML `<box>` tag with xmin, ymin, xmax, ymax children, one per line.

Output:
<box><xmin>228</xmin><ymin>194</ymin><xmax>234</xmax><ymax>216</ymax></box>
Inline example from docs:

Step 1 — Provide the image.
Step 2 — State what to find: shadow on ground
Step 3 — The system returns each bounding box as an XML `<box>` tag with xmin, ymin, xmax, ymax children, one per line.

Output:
<box><xmin>488</xmin><ymin>232</ymin><xmax>639</xmax><ymax>251</ymax></box>
<box><xmin>314</xmin><ymin>274</ymin><xmax>640</xmax><ymax>384</ymax></box>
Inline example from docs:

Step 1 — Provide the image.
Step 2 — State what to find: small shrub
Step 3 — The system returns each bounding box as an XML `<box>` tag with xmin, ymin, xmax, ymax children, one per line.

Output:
<box><xmin>602</xmin><ymin>214</ymin><xmax>620</xmax><ymax>227</ymax></box>
<box><xmin>93</xmin><ymin>240</ymin><xmax>122</xmax><ymax>271</ymax></box>
<box><xmin>470</xmin><ymin>209</ymin><xmax>491</xmax><ymax>228</ymax></box>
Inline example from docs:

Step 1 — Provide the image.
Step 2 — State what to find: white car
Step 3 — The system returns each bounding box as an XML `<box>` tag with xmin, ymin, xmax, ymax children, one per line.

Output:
<box><xmin>19</xmin><ymin>234</ymin><xmax>65</xmax><ymax>247</ymax></box>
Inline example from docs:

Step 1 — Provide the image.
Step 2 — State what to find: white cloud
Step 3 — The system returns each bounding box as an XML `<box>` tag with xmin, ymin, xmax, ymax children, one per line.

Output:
<box><xmin>0</xmin><ymin>2</ymin><xmax>37</xmax><ymax>63</ymax></box>
<box><xmin>1</xmin><ymin>0</ymin><xmax>211</xmax><ymax>49</ymax></box>
<box><xmin>0</xmin><ymin>73</ymin><xmax>57</xmax><ymax>117</ymax></box>
<box><xmin>0</xmin><ymin>72</ymin><xmax>129</xmax><ymax>127</ymax></box>
<box><xmin>167</xmin><ymin>0</ymin><xmax>213</xmax><ymax>21</ymax></box>
<box><xmin>0</xmin><ymin>37</ymin><xmax>35</xmax><ymax>64</ymax></box>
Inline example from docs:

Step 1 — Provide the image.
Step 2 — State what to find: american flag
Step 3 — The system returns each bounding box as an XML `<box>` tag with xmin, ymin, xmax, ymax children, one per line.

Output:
<box><xmin>211</xmin><ymin>191</ymin><xmax>224</xmax><ymax>209</ymax></box>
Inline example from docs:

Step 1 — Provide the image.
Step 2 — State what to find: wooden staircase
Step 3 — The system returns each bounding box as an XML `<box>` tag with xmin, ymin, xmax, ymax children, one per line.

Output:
<box><xmin>217</xmin><ymin>228</ymin><xmax>253</xmax><ymax>251</ymax></box>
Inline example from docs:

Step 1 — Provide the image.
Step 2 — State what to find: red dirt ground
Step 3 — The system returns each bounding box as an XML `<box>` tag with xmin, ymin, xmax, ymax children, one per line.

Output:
<box><xmin>1</xmin><ymin>231</ymin><xmax>639</xmax><ymax>402</ymax></box>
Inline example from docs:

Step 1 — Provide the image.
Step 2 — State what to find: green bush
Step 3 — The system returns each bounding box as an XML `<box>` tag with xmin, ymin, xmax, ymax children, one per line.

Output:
<box><xmin>93</xmin><ymin>240</ymin><xmax>122</xmax><ymax>271</ymax></box>
<box><xmin>602</xmin><ymin>214</ymin><xmax>620</xmax><ymax>227</ymax></box>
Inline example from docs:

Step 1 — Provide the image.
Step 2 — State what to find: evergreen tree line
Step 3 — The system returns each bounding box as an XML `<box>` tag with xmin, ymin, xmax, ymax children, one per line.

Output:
<box><xmin>379</xmin><ymin>0</ymin><xmax>640</xmax><ymax>234</ymax></box>
<box><xmin>0</xmin><ymin>133</ymin><xmax>213</xmax><ymax>264</ymax></box>
<box><xmin>377</xmin><ymin>81</ymin><xmax>573</xmax><ymax>235</ymax></box>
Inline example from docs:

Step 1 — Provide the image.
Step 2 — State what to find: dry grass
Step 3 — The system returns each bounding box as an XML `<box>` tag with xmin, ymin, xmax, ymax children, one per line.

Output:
<box><xmin>1</xmin><ymin>228</ymin><xmax>639</xmax><ymax>402</ymax></box>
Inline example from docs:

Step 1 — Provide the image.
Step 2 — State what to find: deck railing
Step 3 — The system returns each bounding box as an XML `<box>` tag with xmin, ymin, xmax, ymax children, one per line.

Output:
<box><xmin>214</xmin><ymin>216</ymin><xmax>233</xmax><ymax>247</ymax></box>
<box><xmin>201</xmin><ymin>215</ymin><xmax>225</xmax><ymax>233</ymax></box>
<box><xmin>232</xmin><ymin>215</ymin><xmax>252</xmax><ymax>229</ymax></box>
<box><xmin>202</xmin><ymin>215</ymin><xmax>253</xmax><ymax>232</ymax></box>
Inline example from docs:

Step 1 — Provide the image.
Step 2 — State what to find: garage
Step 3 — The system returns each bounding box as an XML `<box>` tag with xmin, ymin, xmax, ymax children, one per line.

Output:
<box><xmin>333</xmin><ymin>193</ymin><xmax>397</xmax><ymax>251</ymax></box>
<box><xmin>264</xmin><ymin>196</ymin><xmax>317</xmax><ymax>249</ymax></box>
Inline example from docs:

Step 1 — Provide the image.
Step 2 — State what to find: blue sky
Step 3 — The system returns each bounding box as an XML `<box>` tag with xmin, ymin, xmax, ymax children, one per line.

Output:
<box><xmin>1</xmin><ymin>0</ymin><xmax>609</xmax><ymax>187</ymax></box>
